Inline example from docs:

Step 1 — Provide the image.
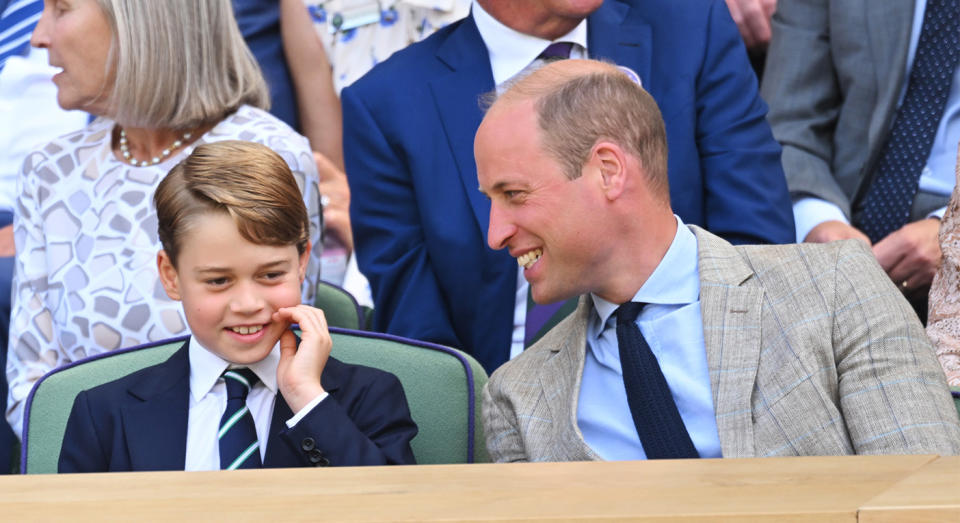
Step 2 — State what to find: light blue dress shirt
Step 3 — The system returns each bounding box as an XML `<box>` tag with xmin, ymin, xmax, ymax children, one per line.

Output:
<box><xmin>577</xmin><ymin>217</ymin><xmax>722</xmax><ymax>460</ymax></box>
<box><xmin>792</xmin><ymin>0</ymin><xmax>960</xmax><ymax>241</ymax></box>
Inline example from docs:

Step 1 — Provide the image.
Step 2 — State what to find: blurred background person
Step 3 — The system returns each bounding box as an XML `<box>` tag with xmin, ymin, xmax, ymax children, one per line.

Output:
<box><xmin>5</xmin><ymin>0</ymin><xmax>323</xmax><ymax>438</ymax></box>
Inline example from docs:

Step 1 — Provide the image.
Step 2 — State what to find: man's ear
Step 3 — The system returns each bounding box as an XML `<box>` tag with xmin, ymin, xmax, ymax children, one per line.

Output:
<box><xmin>157</xmin><ymin>250</ymin><xmax>182</xmax><ymax>301</ymax></box>
<box><xmin>590</xmin><ymin>141</ymin><xmax>627</xmax><ymax>200</ymax></box>
<box><xmin>298</xmin><ymin>241</ymin><xmax>311</xmax><ymax>285</ymax></box>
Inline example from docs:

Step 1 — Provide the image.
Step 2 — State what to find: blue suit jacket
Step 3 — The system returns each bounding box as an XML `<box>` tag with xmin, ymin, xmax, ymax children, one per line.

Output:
<box><xmin>58</xmin><ymin>341</ymin><xmax>417</xmax><ymax>472</ymax></box>
<box><xmin>342</xmin><ymin>0</ymin><xmax>794</xmax><ymax>374</ymax></box>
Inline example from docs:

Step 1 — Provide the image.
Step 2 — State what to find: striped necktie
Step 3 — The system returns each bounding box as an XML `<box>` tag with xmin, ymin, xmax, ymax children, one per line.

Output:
<box><xmin>219</xmin><ymin>368</ymin><xmax>262</xmax><ymax>470</ymax></box>
<box><xmin>856</xmin><ymin>0</ymin><xmax>960</xmax><ymax>243</ymax></box>
<box><xmin>0</xmin><ymin>0</ymin><xmax>42</xmax><ymax>72</ymax></box>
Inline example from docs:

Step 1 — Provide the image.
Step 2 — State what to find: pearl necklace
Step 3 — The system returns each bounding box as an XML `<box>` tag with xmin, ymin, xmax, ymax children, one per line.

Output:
<box><xmin>118</xmin><ymin>128</ymin><xmax>192</xmax><ymax>167</ymax></box>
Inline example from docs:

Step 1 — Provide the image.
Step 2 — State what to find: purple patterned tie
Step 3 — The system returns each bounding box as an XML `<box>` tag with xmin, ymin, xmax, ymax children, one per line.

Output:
<box><xmin>538</xmin><ymin>42</ymin><xmax>574</xmax><ymax>60</ymax></box>
<box><xmin>856</xmin><ymin>0</ymin><xmax>960</xmax><ymax>243</ymax></box>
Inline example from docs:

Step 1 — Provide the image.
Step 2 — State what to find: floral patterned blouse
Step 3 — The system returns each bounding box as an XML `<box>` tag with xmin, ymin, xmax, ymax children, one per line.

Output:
<box><xmin>6</xmin><ymin>105</ymin><xmax>323</xmax><ymax>435</ymax></box>
<box><xmin>927</xmin><ymin>144</ymin><xmax>960</xmax><ymax>388</ymax></box>
<box><xmin>304</xmin><ymin>0</ymin><xmax>469</xmax><ymax>93</ymax></box>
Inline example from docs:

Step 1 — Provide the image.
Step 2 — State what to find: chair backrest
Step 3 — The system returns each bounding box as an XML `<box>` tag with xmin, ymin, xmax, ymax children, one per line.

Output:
<box><xmin>326</xmin><ymin>328</ymin><xmax>489</xmax><ymax>464</ymax></box>
<box><xmin>22</xmin><ymin>328</ymin><xmax>488</xmax><ymax>473</ymax></box>
<box><xmin>21</xmin><ymin>337</ymin><xmax>186</xmax><ymax>474</ymax></box>
<box><xmin>314</xmin><ymin>280</ymin><xmax>365</xmax><ymax>330</ymax></box>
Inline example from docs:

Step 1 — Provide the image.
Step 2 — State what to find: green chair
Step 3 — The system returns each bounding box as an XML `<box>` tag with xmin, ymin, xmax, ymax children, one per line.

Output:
<box><xmin>21</xmin><ymin>328</ymin><xmax>488</xmax><ymax>473</ymax></box>
<box><xmin>314</xmin><ymin>280</ymin><xmax>366</xmax><ymax>330</ymax></box>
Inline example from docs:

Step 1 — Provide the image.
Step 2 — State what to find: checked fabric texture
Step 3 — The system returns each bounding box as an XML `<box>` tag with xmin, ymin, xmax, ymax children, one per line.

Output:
<box><xmin>616</xmin><ymin>302</ymin><xmax>699</xmax><ymax>459</ymax></box>
<box><xmin>219</xmin><ymin>368</ymin><xmax>262</xmax><ymax>470</ymax></box>
<box><xmin>857</xmin><ymin>0</ymin><xmax>960</xmax><ymax>243</ymax></box>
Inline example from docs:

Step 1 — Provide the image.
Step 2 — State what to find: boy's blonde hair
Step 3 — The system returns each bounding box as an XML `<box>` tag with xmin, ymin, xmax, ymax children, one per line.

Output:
<box><xmin>155</xmin><ymin>141</ymin><xmax>309</xmax><ymax>267</ymax></box>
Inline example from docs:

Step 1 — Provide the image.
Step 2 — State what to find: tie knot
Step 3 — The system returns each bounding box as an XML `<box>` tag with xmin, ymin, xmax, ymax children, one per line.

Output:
<box><xmin>538</xmin><ymin>41</ymin><xmax>574</xmax><ymax>60</ymax></box>
<box><xmin>222</xmin><ymin>368</ymin><xmax>259</xmax><ymax>401</ymax></box>
<box><xmin>615</xmin><ymin>302</ymin><xmax>646</xmax><ymax>325</ymax></box>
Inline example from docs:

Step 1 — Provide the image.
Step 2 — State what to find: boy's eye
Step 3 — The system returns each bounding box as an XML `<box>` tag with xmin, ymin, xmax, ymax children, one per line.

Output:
<box><xmin>205</xmin><ymin>277</ymin><xmax>229</xmax><ymax>287</ymax></box>
<box><xmin>262</xmin><ymin>271</ymin><xmax>286</xmax><ymax>280</ymax></box>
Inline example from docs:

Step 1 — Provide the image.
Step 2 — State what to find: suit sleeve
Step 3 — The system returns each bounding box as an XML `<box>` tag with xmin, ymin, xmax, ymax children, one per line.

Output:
<box><xmin>831</xmin><ymin>240</ymin><xmax>960</xmax><ymax>454</ymax></box>
<box><xmin>481</xmin><ymin>379</ymin><xmax>528</xmax><ymax>463</ymax></box>
<box><xmin>696</xmin><ymin>0</ymin><xmax>795</xmax><ymax>245</ymax></box>
<box><xmin>280</xmin><ymin>369</ymin><xmax>418</xmax><ymax>466</ymax></box>
<box><xmin>58</xmin><ymin>391</ymin><xmax>110</xmax><ymax>473</ymax></box>
<box><xmin>341</xmin><ymin>85</ymin><xmax>461</xmax><ymax>347</ymax></box>
<box><xmin>760</xmin><ymin>0</ymin><xmax>851</xmax><ymax>216</ymax></box>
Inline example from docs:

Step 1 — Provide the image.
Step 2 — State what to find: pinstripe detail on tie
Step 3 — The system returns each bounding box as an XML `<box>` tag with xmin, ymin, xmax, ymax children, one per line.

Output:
<box><xmin>219</xmin><ymin>368</ymin><xmax>262</xmax><ymax>470</ymax></box>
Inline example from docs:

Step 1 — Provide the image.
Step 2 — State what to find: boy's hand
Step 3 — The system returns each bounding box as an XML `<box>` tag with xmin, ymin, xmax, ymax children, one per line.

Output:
<box><xmin>274</xmin><ymin>305</ymin><xmax>332</xmax><ymax>413</ymax></box>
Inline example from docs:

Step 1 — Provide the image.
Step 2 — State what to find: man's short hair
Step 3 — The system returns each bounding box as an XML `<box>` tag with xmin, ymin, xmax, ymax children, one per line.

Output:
<box><xmin>96</xmin><ymin>0</ymin><xmax>269</xmax><ymax>129</ymax></box>
<box><xmin>155</xmin><ymin>141</ymin><xmax>309</xmax><ymax>267</ymax></box>
<box><xmin>497</xmin><ymin>60</ymin><xmax>669</xmax><ymax>199</ymax></box>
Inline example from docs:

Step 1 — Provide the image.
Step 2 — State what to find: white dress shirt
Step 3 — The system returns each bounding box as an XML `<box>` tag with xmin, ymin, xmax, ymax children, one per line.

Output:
<box><xmin>471</xmin><ymin>0</ymin><xmax>589</xmax><ymax>359</ymax></box>
<box><xmin>578</xmin><ymin>217</ymin><xmax>722</xmax><ymax>460</ymax></box>
<box><xmin>184</xmin><ymin>336</ymin><xmax>327</xmax><ymax>471</ymax></box>
<box><xmin>793</xmin><ymin>0</ymin><xmax>960</xmax><ymax>241</ymax></box>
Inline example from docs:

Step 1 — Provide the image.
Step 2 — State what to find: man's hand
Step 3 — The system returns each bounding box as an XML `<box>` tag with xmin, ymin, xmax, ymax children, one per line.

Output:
<box><xmin>315</xmin><ymin>152</ymin><xmax>354</xmax><ymax>253</ymax></box>
<box><xmin>274</xmin><ymin>305</ymin><xmax>332</xmax><ymax>412</ymax></box>
<box><xmin>725</xmin><ymin>0</ymin><xmax>777</xmax><ymax>50</ymax></box>
<box><xmin>872</xmin><ymin>218</ymin><xmax>942</xmax><ymax>295</ymax></box>
<box><xmin>804</xmin><ymin>220</ymin><xmax>872</xmax><ymax>245</ymax></box>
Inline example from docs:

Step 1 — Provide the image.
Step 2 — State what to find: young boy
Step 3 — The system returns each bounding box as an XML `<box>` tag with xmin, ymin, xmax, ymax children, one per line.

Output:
<box><xmin>58</xmin><ymin>141</ymin><xmax>417</xmax><ymax>472</ymax></box>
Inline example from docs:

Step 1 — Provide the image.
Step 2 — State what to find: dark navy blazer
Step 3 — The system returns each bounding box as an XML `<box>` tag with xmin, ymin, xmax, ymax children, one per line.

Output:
<box><xmin>342</xmin><ymin>0</ymin><xmax>794</xmax><ymax>374</ymax></box>
<box><xmin>58</xmin><ymin>341</ymin><xmax>417</xmax><ymax>472</ymax></box>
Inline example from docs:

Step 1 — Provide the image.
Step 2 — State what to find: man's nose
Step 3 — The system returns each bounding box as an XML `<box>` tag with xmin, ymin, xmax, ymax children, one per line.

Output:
<box><xmin>487</xmin><ymin>203</ymin><xmax>517</xmax><ymax>251</ymax></box>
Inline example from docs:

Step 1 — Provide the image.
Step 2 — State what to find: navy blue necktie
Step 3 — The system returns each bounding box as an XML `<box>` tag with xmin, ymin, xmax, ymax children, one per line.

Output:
<box><xmin>219</xmin><ymin>368</ymin><xmax>262</xmax><ymax>470</ymax></box>
<box><xmin>0</xmin><ymin>0</ymin><xmax>42</xmax><ymax>72</ymax></box>
<box><xmin>857</xmin><ymin>0</ymin><xmax>960</xmax><ymax>243</ymax></box>
<box><xmin>616</xmin><ymin>302</ymin><xmax>698</xmax><ymax>459</ymax></box>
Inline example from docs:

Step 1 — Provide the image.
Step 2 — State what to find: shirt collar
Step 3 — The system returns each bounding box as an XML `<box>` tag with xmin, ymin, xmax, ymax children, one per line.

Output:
<box><xmin>188</xmin><ymin>335</ymin><xmax>280</xmax><ymax>402</ymax></box>
<box><xmin>590</xmin><ymin>216</ymin><xmax>701</xmax><ymax>330</ymax></box>
<box><xmin>472</xmin><ymin>0</ymin><xmax>589</xmax><ymax>86</ymax></box>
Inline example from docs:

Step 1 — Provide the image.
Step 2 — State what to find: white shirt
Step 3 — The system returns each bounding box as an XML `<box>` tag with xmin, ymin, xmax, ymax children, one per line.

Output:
<box><xmin>184</xmin><ymin>336</ymin><xmax>327</xmax><ymax>471</ymax></box>
<box><xmin>792</xmin><ymin>0</ymin><xmax>960</xmax><ymax>241</ymax></box>
<box><xmin>471</xmin><ymin>0</ymin><xmax>589</xmax><ymax>359</ymax></box>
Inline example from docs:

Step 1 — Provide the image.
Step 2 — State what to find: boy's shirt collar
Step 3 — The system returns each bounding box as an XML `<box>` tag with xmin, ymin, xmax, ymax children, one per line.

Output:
<box><xmin>188</xmin><ymin>335</ymin><xmax>280</xmax><ymax>402</ymax></box>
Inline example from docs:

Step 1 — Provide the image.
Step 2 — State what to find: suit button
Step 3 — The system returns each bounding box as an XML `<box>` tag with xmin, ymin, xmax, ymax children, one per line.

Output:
<box><xmin>301</xmin><ymin>437</ymin><xmax>315</xmax><ymax>451</ymax></box>
<box><xmin>308</xmin><ymin>449</ymin><xmax>329</xmax><ymax>466</ymax></box>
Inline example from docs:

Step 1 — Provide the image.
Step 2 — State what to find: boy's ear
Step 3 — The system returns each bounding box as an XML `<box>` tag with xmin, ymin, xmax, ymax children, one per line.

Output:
<box><xmin>157</xmin><ymin>250</ymin><xmax>182</xmax><ymax>301</ymax></box>
<box><xmin>297</xmin><ymin>241</ymin><xmax>311</xmax><ymax>285</ymax></box>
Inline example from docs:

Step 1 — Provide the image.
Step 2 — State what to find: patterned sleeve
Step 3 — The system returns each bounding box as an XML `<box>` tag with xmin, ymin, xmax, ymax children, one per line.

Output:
<box><xmin>6</xmin><ymin>147</ymin><xmax>58</xmax><ymax>438</ymax></box>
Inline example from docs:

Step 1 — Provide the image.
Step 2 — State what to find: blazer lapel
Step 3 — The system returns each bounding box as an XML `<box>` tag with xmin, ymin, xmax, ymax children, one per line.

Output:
<box><xmin>121</xmin><ymin>342</ymin><xmax>191</xmax><ymax>471</ymax></box>
<box><xmin>693</xmin><ymin>227</ymin><xmax>762</xmax><ymax>458</ymax></box>
<box><xmin>587</xmin><ymin>0</ymin><xmax>651</xmax><ymax>88</ymax></box>
<box><xmin>539</xmin><ymin>296</ymin><xmax>601</xmax><ymax>461</ymax></box>
<box><xmin>428</xmin><ymin>14</ymin><xmax>496</xmax><ymax>239</ymax></box>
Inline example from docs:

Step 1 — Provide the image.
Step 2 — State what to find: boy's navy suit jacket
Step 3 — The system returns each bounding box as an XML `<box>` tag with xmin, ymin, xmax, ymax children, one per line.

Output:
<box><xmin>58</xmin><ymin>340</ymin><xmax>418</xmax><ymax>472</ymax></box>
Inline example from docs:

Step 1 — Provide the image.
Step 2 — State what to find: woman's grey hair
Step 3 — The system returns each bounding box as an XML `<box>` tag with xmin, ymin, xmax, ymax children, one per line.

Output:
<box><xmin>97</xmin><ymin>0</ymin><xmax>270</xmax><ymax>129</ymax></box>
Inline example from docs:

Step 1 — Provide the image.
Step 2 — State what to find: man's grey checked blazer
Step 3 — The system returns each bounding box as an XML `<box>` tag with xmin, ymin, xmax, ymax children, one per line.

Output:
<box><xmin>761</xmin><ymin>0</ymin><xmax>923</xmax><ymax>218</ymax></box>
<box><xmin>482</xmin><ymin>227</ymin><xmax>960</xmax><ymax>462</ymax></box>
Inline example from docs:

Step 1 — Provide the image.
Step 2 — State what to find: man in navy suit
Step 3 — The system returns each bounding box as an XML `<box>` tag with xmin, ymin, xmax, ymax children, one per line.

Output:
<box><xmin>59</xmin><ymin>142</ymin><xmax>416</xmax><ymax>472</ymax></box>
<box><xmin>343</xmin><ymin>0</ymin><xmax>794</xmax><ymax>374</ymax></box>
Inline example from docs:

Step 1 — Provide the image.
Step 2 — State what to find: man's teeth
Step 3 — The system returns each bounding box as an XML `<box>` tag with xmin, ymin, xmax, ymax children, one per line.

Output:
<box><xmin>231</xmin><ymin>325</ymin><xmax>262</xmax><ymax>335</ymax></box>
<box><xmin>517</xmin><ymin>249</ymin><xmax>543</xmax><ymax>269</ymax></box>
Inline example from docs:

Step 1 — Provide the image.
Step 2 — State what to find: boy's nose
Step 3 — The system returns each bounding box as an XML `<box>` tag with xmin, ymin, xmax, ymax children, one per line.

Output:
<box><xmin>230</xmin><ymin>283</ymin><xmax>265</xmax><ymax>313</ymax></box>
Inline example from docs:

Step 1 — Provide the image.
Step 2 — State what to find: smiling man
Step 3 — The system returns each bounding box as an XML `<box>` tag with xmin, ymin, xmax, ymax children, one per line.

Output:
<box><xmin>477</xmin><ymin>59</ymin><xmax>960</xmax><ymax>462</ymax></box>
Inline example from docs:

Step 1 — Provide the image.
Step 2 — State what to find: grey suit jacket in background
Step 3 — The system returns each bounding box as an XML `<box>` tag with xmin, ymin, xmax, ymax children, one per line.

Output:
<box><xmin>761</xmin><ymin>0</ymin><xmax>915</xmax><ymax>218</ymax></box>
<box><xmin>482</xmin><ymin>226</ymin><xmax>960</xmax><ymax>462</ymax></box>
